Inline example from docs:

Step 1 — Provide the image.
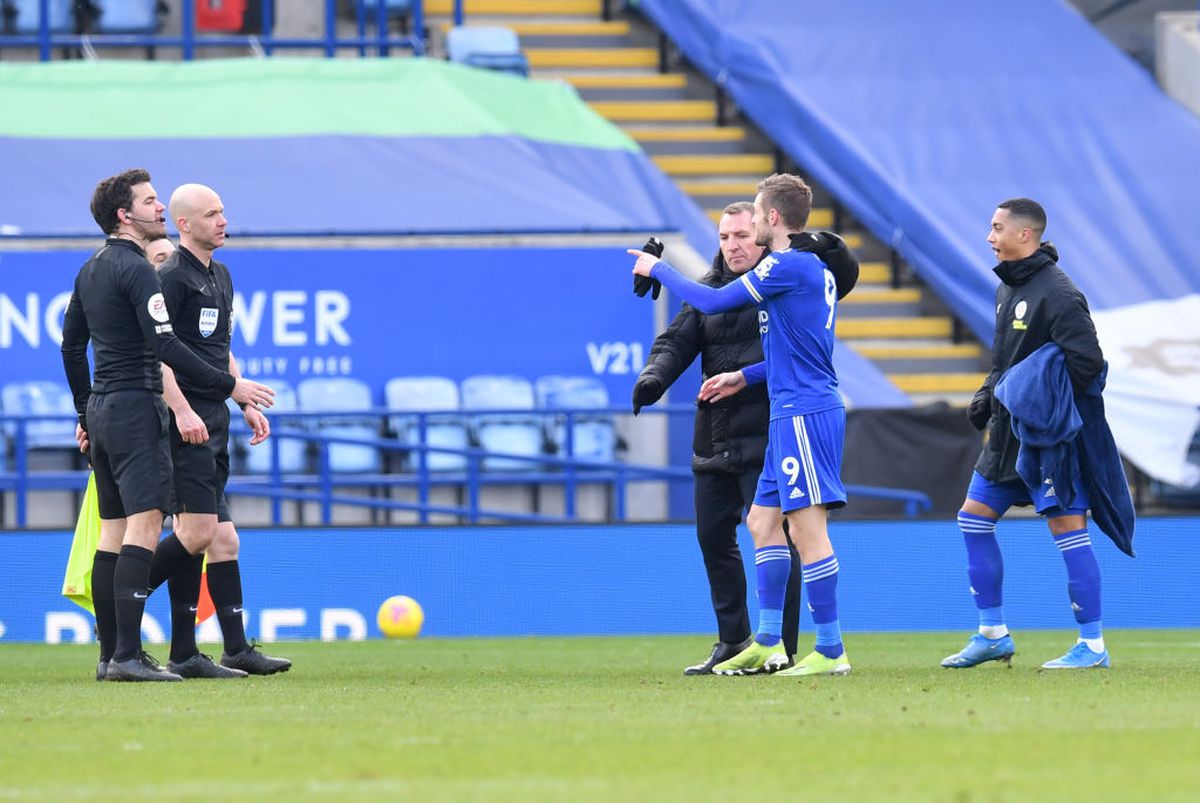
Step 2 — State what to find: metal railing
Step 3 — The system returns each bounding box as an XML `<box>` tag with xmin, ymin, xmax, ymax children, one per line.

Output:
<box><xmin>0</xmin><ymin>407</ymin><xmax>933</xmax><ymax>527</ymax></box>
<box><xmin>0</xmin><ymin>0</ymin><xmax>468</xmax><ymax>60</ymax></box>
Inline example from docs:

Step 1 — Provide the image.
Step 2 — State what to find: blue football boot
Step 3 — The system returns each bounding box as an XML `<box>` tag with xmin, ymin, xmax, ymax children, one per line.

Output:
<box><xmin>1040</xmin><ymin>641</ymin><xmax>1110</xmax><ymax>670</ymax></box>
<box><xmin>941</xmin><ymin>633</ymin><xmax>1016</xmax><ymax>668</ymax></box>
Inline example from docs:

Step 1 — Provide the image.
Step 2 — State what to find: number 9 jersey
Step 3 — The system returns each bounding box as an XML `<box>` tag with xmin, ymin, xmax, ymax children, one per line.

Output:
<box><xmin>738</xmin><ymin>248</ymin><xmax>842</xmax><ymax>420</ymax></box>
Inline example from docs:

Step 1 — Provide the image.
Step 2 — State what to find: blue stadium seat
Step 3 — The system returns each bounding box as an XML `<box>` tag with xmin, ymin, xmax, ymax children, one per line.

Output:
<box><xmin>0</xmin><ymin>381</ymin><xmax>78</xmax><ymax>451</ymax></box>
<box><xmin>6</xmin><ymin>0</ymin><xmax>73</xmax><ymax>33</ymax></box>
<box><xmin>90</xmin><ymin>0</ymin><xmax>161</xmax><ymax>33</ymax></box>
<box><xmin>296</xmin><ymin>377</ymin><xmax>381</xmax><ymax>474</ymax></box>
<box><xmin>229</xmin><ymin>380</ymin><xmax>307</xmax><ymax>474</ymax></box>
<box><xmin>384</xmin><ymin>376</ymin><xmax>468</xmax><ymax>472</ymax></box>
<box><xmin>445</xmin><ymin>26</ymin><xmax>530</xmax><ymax>77</ymax></box>
<box><xmin>460</xmin><ymin>375</ymin><xmax>542</xmax><ymax>471</ymax></box>
<box><xmin>535</xmin><ymin>375</ymin><xmax>616</xmax><ymax>463</ymax></box>
<box><xmin>353</xmin><ymin>0</ymin><xmax>412</xmax><ymax>16</ymax></box>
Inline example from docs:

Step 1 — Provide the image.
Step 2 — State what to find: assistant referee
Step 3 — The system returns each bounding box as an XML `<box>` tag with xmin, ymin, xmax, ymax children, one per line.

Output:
<box><xmin>61</xmin><ymin>168</ymin><xmax>275</xmax><ymax>682</ymax></box>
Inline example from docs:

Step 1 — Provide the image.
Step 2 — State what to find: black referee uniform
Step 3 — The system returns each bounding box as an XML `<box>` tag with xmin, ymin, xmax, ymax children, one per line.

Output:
<box><xmin>61</xmin><ymin>239</ymin><xmax>236</xmax><ymax>517</ymax></box>
<box><xmin>157</xmin><ymin>244</ymin><xmax>239</xmax><ymax>521</ymax></box>
<box><xmin>60</xmin><ymin>237</ymin><xmax>237</xmax><ymax>675</ymax></box>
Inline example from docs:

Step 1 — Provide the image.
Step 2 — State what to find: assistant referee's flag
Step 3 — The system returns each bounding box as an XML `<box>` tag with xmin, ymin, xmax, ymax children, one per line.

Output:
<box><xmin>61</xmin><ymin>473</ymin><xmax>100</xmax><ymax>615</ymax></box>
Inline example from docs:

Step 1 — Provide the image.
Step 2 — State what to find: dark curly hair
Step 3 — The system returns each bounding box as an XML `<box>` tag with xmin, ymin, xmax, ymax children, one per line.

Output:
<box><xmin>90</xmin><ymin>168</ymin><xmax>151</xmax><ymax>235</ymax></box>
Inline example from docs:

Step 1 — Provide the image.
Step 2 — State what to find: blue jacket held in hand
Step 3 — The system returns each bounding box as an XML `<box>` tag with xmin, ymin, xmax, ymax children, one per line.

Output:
<box><xmin>995</xmin><ymin>343</ymin><xmax>1135</xmax><ymax>556</ymax></box>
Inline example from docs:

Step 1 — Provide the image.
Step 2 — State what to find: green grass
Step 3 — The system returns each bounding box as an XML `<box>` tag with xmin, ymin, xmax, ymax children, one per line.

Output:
<box><xmin>2</xmin><ymin>631</ymin><xmax>1199</xmax><ymax>802</ymax></box>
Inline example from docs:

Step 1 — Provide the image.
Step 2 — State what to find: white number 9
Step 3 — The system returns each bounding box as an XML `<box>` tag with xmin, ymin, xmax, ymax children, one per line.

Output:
<box><xmin>823</xmin><ymin>269</ymin><xmax>837</xmax><ymax>330</ymax></box>
<box><xmin>781</xmin><ymin>456</ymin><xmax>801</xmax><ymax>486</ymax></box>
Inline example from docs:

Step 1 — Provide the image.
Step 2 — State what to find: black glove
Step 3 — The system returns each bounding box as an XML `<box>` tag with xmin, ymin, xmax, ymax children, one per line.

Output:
<box><xmin>633</xmin><ymin>236</ymin><xmax>665</xmax><ymax>300</ymax></box>
<box><xmin>790</xmin><ymin>231</ymin><xmax>859</xmax><ymax>299</ymax></box>
<box><xmin>632</xmin><ymin>377</ymin><xmax>663</xmax><ymax>416</ymax></box>
<box><xmin>967</xmin><ymin>386</ymin><xmax>992</xmax><ymax>431</ymax></box>
<box><xmin>789</xmin><ymin>230</ymin><xmax>838</xmax><ymax>256</ymax></box>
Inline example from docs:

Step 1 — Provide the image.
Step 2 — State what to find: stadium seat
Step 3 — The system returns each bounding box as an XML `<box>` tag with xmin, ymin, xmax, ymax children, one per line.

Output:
<box><xmin>384</xmin><ymin>376</ymin><xmax>468</xmax><ymax>472</ymax></box>
<box><xmin>445</xmin><ymin>26</ymin><xmax>530</xmax><ymax>77</ymax></box>
<box><xmin>88</xmin><ymin>0</ymin><xmax>161</xmax><ymax>34</ymax></box>
<box><xmin>230</xmin><ymin>380</ymin><xmax>308</xmax><ymax>474</ymax></box>
<box><xmin>296</xmin><ymin>377</ymin><xmax>381</xmax><ymax>474</ymax></box>
<box><xmin>535</xmin><ymin>375</ymin><xmax>616</xmax><ymax>464</ymax></box>
<box><xmin>460</xmin><ymin>375</ymin><xmax>542</xmax><ymax>471</ymax></box>
<box><xmin>5</xmin><ymin>0</ymin><xmax>73</xmax><ymax>33</ymax></box>
<box><xmin>353</xmin><ymin>0</ymin><xmax>411</xmax><ymax>17</ymax></box>
<box><xmin>0</xmin><ymin>381</ymin><xmax>78</xmax><ymax>451</ymax></box>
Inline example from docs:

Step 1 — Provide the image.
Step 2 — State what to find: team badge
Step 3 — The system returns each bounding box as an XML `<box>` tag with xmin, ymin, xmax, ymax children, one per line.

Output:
<box><xmin>198</xmin><ymin>307</ymin><xmax>219</xmax><ymax>338</ymax></box>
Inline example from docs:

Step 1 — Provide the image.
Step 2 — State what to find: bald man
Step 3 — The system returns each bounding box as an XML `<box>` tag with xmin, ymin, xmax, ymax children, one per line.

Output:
<box><xmin>147</xmin><ymin>183</ymin><xmax>291</xmax><ymax>678</ymax></box>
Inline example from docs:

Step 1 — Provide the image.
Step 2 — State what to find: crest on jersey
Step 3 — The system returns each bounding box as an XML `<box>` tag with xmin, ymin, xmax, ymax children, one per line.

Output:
<box><xmin>754</xmin><ymin>255</ymin><xmax>778</xmax><ymax>280</ymax></box>
<box><xmin>198</xmin><ymin>307</ymin><xmax>219</xmax><ymax>338</ymax></box>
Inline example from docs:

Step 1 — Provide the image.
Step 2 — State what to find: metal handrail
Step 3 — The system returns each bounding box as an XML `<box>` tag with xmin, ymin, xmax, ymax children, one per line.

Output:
<box><xmin>0</xmin><ymin>406</ymin><xmax>933</xmax><ymax>526</ymax></box>
<box><xmin>0</xmin><ymin>0</ymin><xmax>468</xmax><ymax>60</ymax></box>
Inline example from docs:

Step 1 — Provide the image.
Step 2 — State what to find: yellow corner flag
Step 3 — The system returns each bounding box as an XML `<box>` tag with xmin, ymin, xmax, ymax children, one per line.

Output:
<box><xmin>61</xmin><ymin>472</ymin><xmax>100</xmax><ymax>615</ymax></box>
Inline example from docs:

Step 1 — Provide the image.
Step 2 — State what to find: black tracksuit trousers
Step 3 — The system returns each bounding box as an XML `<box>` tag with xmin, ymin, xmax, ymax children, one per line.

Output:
<box><xmin>693</xmin><ymin>470</ymin><xmax>802</xmax><ymax>657</ymax></box>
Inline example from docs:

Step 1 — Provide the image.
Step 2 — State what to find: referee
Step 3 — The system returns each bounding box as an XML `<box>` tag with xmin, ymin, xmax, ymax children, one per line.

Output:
<box><xmin>61</xmin><ymin>169</ymin><xmax>275</xmax><ymax>682</ymax></box>
<box><xmin>148</xmin><ymin>184</ymin><xmax>291</xmax><ymax>678</ymax></box>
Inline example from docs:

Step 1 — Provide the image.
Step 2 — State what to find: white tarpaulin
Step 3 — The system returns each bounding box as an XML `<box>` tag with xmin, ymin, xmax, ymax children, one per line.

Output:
<box><xmin>1093</xmin><ymin>294</ymin><xmax>1200</xmax><ymax>487</ymax></box>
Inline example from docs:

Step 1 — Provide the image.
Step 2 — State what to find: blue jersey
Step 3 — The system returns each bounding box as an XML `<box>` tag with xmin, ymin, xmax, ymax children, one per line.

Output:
<box><xmin>738</xmin><ymin>249</ymin><xmax>841</xmax><ymax>418</ymax></box>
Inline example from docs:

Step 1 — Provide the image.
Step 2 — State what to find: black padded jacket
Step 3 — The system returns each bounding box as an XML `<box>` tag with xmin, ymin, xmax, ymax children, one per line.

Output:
<box><xmin>970</xmin><ymin>245</ymin><xmax>1104</xmax><ymax>484</ymax></box>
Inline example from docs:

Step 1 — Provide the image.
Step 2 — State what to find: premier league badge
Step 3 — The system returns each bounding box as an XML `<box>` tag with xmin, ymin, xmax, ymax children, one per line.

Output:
<box><xmin>198</xmin><ymin>307</ymin><xmax>219</xmax><ymax>338</ymax></box>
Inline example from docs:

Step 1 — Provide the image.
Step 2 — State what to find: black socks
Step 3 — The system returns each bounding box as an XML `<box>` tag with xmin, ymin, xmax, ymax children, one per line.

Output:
<box><xmin>91</xmin><ymin>550</ymin><xmax>119</xmax><ymax>662</ymax></box>
<box><xmin>111</xmin><ymin>545</ymin><xmax>154</xmax><ymax>663</ymax></box>
<box><xmin>206</xmin><ymin>560</ymin><xmax>248</xmax><ymax>655</ymax></box>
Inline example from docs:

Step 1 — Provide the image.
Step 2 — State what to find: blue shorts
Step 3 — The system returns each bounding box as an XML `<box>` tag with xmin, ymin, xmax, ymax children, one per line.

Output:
<box><xmin>755</xmin><ymin>408</ymin><xmax>847</xmax><ymax>512</ymax></box>
<box><xmin>966</xmin><ymin>471</ymin><xmax>1089</xmax><ymax>517</ymax></box>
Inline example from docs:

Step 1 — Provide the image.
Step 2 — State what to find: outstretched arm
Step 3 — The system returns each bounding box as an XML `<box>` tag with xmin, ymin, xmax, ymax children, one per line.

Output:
<box><xmin>628</xmin><ymin>250</ymin><xmax>754</xmax><ymax>314</ymax></box>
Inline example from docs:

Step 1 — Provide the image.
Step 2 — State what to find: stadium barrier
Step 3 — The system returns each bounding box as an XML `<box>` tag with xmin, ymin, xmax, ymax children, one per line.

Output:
<box><xmin>0</xmin><ymin>0</ymin><xmax>468</xmax><ymax>59</ymax></box>
<box><xmin>0</xmin><ymin>517</ymin><xmax>1194</xmax><ymax>643</ymax></box>
<box><xmin>0</xmin><ymin>407</ymin><xmax>933</xmax><ymax>527</ymax></box>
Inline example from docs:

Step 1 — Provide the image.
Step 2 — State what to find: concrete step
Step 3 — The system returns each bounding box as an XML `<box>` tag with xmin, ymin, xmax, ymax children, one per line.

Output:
<box><xmin>852</xmin><ymin>342</ymin><xmax>984</xmax><ymax>359</ymax></box>
<box><xmin>530</xmin><ymin>48</ymin><xmax>658</xmax><ymax>69</ymax></box>
<box><xmin>547</xmin><ymin>73</ymin><xmax>687</xmax><ymax>89</ymax></box>
<box><xmin>868</xmin><ymin>355</ymin><xmax>986</xmax><ymax>374</ymax></box>
<box><xmin>677</xmin><ymin>178</ymin><xmax>759</xmax><ymax>199</ymax></box>
<box><xmin>857</xmin><ymin>262</ymin><xmax>889</xmax><ymax>284</ymax></box>
<box><xmin>652</xmin><ymin>153</ymin><xmax>775</xmax><ymax>175</ymax></box>
<box><xmin>426</xmin><ymin>0</ymin><xmax>601</xmax><ymax>14</ymax></box>
<box><xmin>450</xmin><ymin>20</ymin><xmax>631</xmax><ymax>35</ymax></box>
<box><xmin>840</xmin><ymin>288</ymin><xmax>922</xmax><ymax>305</ymax></box>
<box><xmin>887</xmin><ymin>373</ymin><xmax>989</xmax><ymax>394</ymax></box>
<box><xmin>629</xmin><ymin>127</ymin><xmax>747</xmax><ymax>155</ymax></box>
<box><xmin>590</xmin><ymin>99</ymin><xmax>716</xmax><ymax>121</ymax></box>
<box><xmin>704</xmin><ymin>207</ymin><xmax>834</xmax><ymax>227</ymax></box>
<box><xmin>625</xmin><ymin>126</ymin><xmax>746</xmax><ymax>143</ymax></box>
<box><xmin>836</xmin><ymin>317</ymin><xmax>953</xmax><ymax>339</ymax></box>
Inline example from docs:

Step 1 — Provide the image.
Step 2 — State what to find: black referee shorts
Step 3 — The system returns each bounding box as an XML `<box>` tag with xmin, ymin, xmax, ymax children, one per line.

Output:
<box><xmin>169</xmin><ymin>397</ymin><xmax>232</xmax><ymax>522</ymax></box>
<box><xmin>87</xmin><ymin>390</ymin><xmax>172</xmax><ymax>519</ymax></box>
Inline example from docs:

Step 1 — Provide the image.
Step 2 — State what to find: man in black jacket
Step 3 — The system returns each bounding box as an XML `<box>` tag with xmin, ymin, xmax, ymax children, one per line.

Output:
<box><xmin>943</xmin><ymin>198</ymin><xmax>1111</xmax><ymax>671</ymax></box>
<box><xmin>62</xmin><ymin>169</ymin><xmax>275</xmax><ymax>682</ymax></box>
<box><xmin>632</xmin><ymin>202</ymin><xmax>858</xmax><ymax>674</ymax></box>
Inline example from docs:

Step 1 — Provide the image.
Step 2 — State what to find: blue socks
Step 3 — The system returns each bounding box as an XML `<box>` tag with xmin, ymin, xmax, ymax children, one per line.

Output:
<box><xmin>1053</xmin><ymin>527</ymin><xmax>1103</xmax><ymax>646</ymax></box>
<box><xmin>958</xmin><ymin>511</ymin><xmax>1008</xmax><ymax>638</ymax></box>
<box><xmin>754</xmin><ymin>546</ymin><xmax>791</xmax><ymax>646</ymax></box>
<box><xmin>802</xmin><ymin>555</ymin><xmax>842</xmax><ymax>659</ymax></box>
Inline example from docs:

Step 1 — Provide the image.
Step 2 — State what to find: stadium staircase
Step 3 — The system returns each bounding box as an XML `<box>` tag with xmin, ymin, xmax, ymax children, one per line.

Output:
<box><xmin>426</xmin><ymin>0</ymin><xmax>988</xmax><ymax>405</ymax></box>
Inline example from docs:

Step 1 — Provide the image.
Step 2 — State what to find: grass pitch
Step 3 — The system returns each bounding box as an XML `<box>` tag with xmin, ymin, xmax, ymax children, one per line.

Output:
<box><xmin>1</xmin><ymin>630</ymin><xmax>1198</xmax><ymax>802</ymax></box>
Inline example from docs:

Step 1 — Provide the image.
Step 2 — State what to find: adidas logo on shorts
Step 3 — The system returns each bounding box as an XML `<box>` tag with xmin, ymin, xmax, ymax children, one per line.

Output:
<box><xmin>789</xmin><ymin>487</ymin><xmax>805</xmax><ymax>500</ymax></box>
